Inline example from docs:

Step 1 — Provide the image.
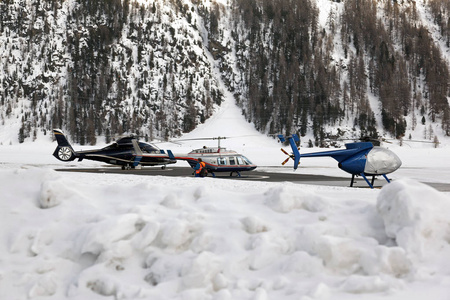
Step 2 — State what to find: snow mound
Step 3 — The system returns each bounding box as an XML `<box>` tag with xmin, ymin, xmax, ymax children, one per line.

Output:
<box><xmin>377</xmin><ymin>179</ymin><xmax>450</xmax><ymax>260</ymax></box>
<box><xmin>39</xmin><ymin>177</ymin><xmax>87</xmax><ymax>208</ymax></box>
<box><xmin>1</xmin><ymin>169</ymin><xmax>450</xmax><ymax>299</ymax></box>
<box><xmin>264</xmin><ymin>185</ymin><xmax>328</xmax><ymax>213</ymax></box>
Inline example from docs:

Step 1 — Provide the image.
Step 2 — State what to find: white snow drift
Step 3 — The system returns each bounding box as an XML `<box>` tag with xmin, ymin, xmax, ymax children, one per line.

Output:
<box><xmin>1</xmin><ymin>167</ymin><xmax>450</xmax><ymax>300</ymax></box>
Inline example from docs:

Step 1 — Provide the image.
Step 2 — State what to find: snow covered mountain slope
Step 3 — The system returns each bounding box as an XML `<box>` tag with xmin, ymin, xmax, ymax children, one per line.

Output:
<box><xmin>0</xmin><ymin>0</ymin><xmax>449</xmax><ymax>145</ymax></box>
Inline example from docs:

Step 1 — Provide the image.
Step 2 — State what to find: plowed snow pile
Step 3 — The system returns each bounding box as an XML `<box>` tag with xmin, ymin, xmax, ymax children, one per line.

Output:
<box><xmin>1</xmin><ymin>168</ymin><xmax>449</xmax><ymax>299</ymax></box>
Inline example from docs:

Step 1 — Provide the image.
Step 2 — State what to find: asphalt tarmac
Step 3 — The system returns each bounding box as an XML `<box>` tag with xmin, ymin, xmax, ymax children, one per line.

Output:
<box><xmin>55</xmin><ymin>166</ymin><xmax>450</xmax><ymax>191</ymax></box>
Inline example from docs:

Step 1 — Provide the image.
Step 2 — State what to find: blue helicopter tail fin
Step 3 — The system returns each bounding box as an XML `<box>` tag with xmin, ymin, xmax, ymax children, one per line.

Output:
<box><xmin>167</xmin><ymin>150</ymin><xmax>175</xmax><ymax>160</ymax></box>
<box><xmin>52</xmin><ymin>129</ymin><xmax>76</xmax><ymax>161</ymax></box>
<box><xmin>279</xmin><ymin>134</ymin><xmax>301</xmax><ymax>170</ymax></box>
<box><xmin>277</xmin><ymin>135</ymin><xmax>286</xmax><ymax>143</ymax></box>
<box><xmin>289</xmin><ymin>134</ymin><xmax>301</xmax><ymax>170</ymax></box>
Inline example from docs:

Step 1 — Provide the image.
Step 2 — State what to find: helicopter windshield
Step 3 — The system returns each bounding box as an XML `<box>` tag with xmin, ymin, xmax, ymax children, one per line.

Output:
<box><xmin>241</xmin><ymin>156</ymin><xmax>253</xmax><ymax>165</ymax></box>
<box><xmin>140</xmin><ymin>143</ymin><xmax>160</xmax><ymax>154</ymax></box>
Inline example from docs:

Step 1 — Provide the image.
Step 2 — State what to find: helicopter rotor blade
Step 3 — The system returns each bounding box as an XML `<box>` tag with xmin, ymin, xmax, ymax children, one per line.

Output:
<box><xmin>173</xmin><ymin>136</ymin><xmax>229</xmax><ymax>142</ymax></box>
<box><xmin>281</xmin><ymin>157</ymin><xmax>291</xmax><ymax>165</ymax></box>
<box><xmin>402</xmin><ymin>139</ymin><xmax>438</xmax><ymax>144</ymax></box>
<box><xmin>172</xmin><ymin>135</ymin><xmax>260</xmax><ymax>143</ymax></box>
<box><xmin>281</xmin><ymin>148</ymin><xmax>290</xmax><ymax>156</ymax></box>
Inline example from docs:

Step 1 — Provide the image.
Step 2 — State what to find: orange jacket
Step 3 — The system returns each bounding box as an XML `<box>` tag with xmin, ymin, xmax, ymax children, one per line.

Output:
<box><xmin>195</xmin><ymin>161</ymin><xmax>206</xmax><ymax>174</ymax></box>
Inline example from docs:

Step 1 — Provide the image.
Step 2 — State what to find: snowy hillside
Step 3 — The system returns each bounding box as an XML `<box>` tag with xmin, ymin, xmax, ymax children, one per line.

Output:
<box><xmin>0</xmin><ymin>0</ymin><xmax>225</xmax><ymax>143</ymax></box>
<box><xmin>1</xmin><ymin>0</ymin><xmax>449</xmax><ymax>145</ymax></box>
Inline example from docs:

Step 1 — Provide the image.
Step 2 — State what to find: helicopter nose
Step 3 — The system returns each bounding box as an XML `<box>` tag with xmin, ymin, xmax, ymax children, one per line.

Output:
<box><xmin>364</xmin><ymin>147</ymin><xmax>402</xmax><ymax>175</ymax></box>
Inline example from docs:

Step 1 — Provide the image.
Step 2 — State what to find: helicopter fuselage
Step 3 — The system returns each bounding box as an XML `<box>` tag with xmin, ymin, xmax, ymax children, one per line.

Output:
<box><xmin>52</xmin><ymin>129</ymin><xmax>176</xmax><ymax>169</ymax></box>
<box><xmin>73</xmin><ymin>145</ymin><xmax>175</xmax><ymax>167</ymax></box>
<box><xmin>279</xmin><ymin>134</ymin><xmax>402</xmax><ymax>188</ymax></box>
<box><xmin>300</xmin><ymin>142</ymin><xmax>402</xmax><ymax>175</ymax></box>
<box><xmin>173</xmin><ymin>147</ymin><xmax>257</xmax><ymax>174</ymax></box>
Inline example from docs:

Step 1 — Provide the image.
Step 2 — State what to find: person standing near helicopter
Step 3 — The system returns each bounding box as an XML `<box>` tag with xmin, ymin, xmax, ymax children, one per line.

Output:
<box><xmin>194</xmin><ymin>158</ymin><xmax>207</xmax><ymax>177</ymax></box>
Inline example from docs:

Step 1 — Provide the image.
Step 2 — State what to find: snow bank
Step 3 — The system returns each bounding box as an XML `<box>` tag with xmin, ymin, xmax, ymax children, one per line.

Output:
<box><xmin>1</xmin><ymin>168</ymin><xmax>450</xmax><ymax>299</ymax></box>
<box><xmin>377</xmin><ymin>178</ymin><xmax>450</xmax><ymax>267</ymax></box>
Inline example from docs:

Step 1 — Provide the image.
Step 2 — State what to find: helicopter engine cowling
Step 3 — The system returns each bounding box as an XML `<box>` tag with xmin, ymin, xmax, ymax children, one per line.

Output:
<box><xmin>364</xmin><ymin>147</ymin><xmax>402</xmax><ymax>175</ymax></box>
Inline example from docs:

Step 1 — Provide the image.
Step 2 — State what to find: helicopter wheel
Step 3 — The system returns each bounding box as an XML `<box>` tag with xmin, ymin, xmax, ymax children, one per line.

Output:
<box><xmin>161</xmin><ymin>165</ymin><xmax>166</xmax><ymax>170</ymax></box>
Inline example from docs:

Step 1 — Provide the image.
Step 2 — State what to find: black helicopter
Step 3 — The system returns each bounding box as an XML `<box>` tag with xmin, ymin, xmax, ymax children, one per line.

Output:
<box><xmin>52</xmin><ymin>129</ymin><xmax>176</xmax><ymax>169</ymax></box>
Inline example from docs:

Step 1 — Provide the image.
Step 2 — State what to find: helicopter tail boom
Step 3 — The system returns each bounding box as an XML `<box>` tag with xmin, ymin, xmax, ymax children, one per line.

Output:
<box><xmin>52</xmin><ymin>129</ymin><xmax>77</xmax><ymax>162</ymax></box>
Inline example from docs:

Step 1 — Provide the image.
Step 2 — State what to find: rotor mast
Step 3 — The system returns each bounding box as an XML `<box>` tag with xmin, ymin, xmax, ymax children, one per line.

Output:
<box><xmin>213</xmin><ymin>136</ymin><xmax>227</xmax><ymax>151</ymax></box>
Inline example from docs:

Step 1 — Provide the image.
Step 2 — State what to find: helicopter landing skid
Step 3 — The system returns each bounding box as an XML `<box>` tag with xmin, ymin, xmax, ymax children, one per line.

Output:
<box><xmin>350</xmin><ymin>173</ymin><xmax>391</xmax><ymax>189</ymax></box>
<box><xmin>229</xmin><ymin>171</ymin><xmax>242</xmax><ymax>177</ymax></box>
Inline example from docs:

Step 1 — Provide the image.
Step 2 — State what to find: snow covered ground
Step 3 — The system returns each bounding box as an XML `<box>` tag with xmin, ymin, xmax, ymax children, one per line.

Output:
<box><xmin>1</xmin><ymin>97</ymin><xmax>450</xmax><ymax>300</ymax></box>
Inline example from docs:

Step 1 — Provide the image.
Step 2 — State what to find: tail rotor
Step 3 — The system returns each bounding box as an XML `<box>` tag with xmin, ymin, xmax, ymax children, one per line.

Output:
<box><xmin>280</xmin><ymin>148</ymin><xmax>297</xmax><ymax>166</ymax></box>
<box><xmin>52</xmin><ymin>129</ymin><xmax>76</xmax><ymax>162</ymax></box>
<box><xmin>278</xmin><ymin>134</ymin><xmax>301</xmax><ymax>170</ymax></box>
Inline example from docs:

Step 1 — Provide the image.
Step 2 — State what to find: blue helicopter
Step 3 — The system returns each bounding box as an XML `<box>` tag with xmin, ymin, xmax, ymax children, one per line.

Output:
<box><xmin>278</xmin><ymin>134</ymin><xmax>402</xmax><ymax>188</ymax></box>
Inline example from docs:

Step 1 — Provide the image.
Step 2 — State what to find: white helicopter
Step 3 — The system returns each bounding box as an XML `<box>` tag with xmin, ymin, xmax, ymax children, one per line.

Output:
<box><xmin>167</xmin><ymin>137</ymin><xmax>257</xmax><ymax>177</ymax></box>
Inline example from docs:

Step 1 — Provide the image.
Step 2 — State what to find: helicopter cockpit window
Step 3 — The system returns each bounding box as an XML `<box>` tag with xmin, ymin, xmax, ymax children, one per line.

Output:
<box><xmin>141</xmin><ymin>143</ymin><xmax>159</xmax><ymax>154</ymax></box>
<box><xmin>218</xmin><ymin>158</ymin><xmax>227</xmax><ymax>165</ymax></box>
<box><xmin>229</xmin><ymin>157</ymin><xmax>236</xmax><ymax>165</ymax></box>
<box><xmin>242</xmin><ymin>156</ymin><xmax>252</xmax><ymax>165</ymax></box>
<box><xmin>236</xmin><ymin>156</ymin><xmax>244</xmax><ymax>165</ymax></box>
